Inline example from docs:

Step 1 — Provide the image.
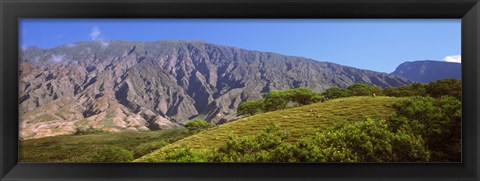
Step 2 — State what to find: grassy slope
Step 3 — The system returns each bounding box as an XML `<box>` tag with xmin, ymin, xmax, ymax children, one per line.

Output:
<box><xmin>136</xmin><ymin>96</ymin><xmax>400</xmax><ymax>162</ymax></box>
<box><xmin>20</xmin><ymin>129</ymin><xmax>188</xmax><ymax>162</ymax></box>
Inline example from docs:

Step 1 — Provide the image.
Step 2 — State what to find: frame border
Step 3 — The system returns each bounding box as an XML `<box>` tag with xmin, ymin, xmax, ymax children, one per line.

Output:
<box><xmin>1</xmin><ymin>0</ymin><xmax>479</xmax><ymax>180</ymax></box>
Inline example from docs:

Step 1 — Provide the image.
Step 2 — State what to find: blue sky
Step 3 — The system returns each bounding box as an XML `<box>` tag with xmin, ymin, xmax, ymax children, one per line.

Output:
<box><xmin>20</xmin><ymin>19</ymin><xmax>461</xmax><ymax>73</ymax></box>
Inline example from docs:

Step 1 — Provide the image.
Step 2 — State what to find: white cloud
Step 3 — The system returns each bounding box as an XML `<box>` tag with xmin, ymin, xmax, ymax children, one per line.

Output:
<box><xmin>89</xmin><ymin>26</ymin><xmax>110</xmax><ymax>48</ymax></box>
<box><xmin>89</xmin><ymin>26</ymin><xmax>101</xmax><ymax>40</ymax></box>
<box><xmin>50</xmin><ymin>54</ymin><xmax>66</xmax><ymax>62</ymax></box>
<box><xmin>443</xmin><ymin>55</ymin><xmax>461</xmax><ymax>63</ymax></box>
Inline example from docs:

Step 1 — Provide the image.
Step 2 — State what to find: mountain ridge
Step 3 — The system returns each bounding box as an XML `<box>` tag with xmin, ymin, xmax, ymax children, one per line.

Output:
<box><xmin>19</xmin><ymin>40</ymin><xmax>413</xmax><ymax>140</ymax></box>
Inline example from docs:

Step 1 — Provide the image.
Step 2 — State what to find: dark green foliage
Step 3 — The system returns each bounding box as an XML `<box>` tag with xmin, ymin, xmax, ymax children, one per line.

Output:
<box><xmin>284</xmin><ymin>88</ymin><xmax>324</xmax><ymax>105</ymax></box>
<box><xmin>388</xmin><ymin>96</ymin><xmax>461</xmax><ymax>161</ymax></box>
<box><xmin>383</xmin><ymin>83</ymin><xmax>427</xmax><ymax>97</ymax></box>
<box><xmin>133</xmin><ymin>141</ymin><xmax>169</xmax><ymax>158</ymax></box>
<box><xmin>237</xmin><ymin>100</ymin><xmax>265</xmax><ymax>116</ymax></box>
<box><xmin>347</xmin><ymin>83</ymin><xmax>373</xmax><ymax>96</ymax></box>
<box><xmin>213</xmin><ymin>123</ymin><xmax>298</xmax><ymax>162</ymax></box>
<box><xmin>426</xmin><ymin>79</ymin><xmax>461</xmax><ymax>99</ymax></box>
<box><xmin>238</xmin><ymin>88</ymin><xmax>324</xmax><ymax>116</ymax></box>
<box><xmin>92</xmin><ymin>146</ymin><xmax>134</xmax><ymax>162</ymax></box>
<box><xmin>263</xmin><ymin>90</ymin><xmax>290</xmax><ymax>111</ymax></box>
<box><xmin>185</xmin><ymin>120</ymin><xmax>215</xmax><ymax>133</ymax></box>
<box><xmin>299</xmin><ymin>118</ymin><xmax>429</xmax><ymax>162</ymax></box>
<box><xmin>322</xmin><ymin>87</ymin><xmax>351</xmax><ymax>99</ymax></box>
<box><xmin>162</xmin><ymin>148</ymin><xmax>211</xmax><ymax>162</ymax></box>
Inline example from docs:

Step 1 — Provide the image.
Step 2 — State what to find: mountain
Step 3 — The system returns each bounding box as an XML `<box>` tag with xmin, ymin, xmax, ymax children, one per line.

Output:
<box><xmin>391</xmin><ymin>60</ymin><xmax>461</xmax><ymax>83</ymax></box>
<box><xmin>19</xmin><ymin>40</ymin><xmax>412</xmax><ymax>140</ymax></box>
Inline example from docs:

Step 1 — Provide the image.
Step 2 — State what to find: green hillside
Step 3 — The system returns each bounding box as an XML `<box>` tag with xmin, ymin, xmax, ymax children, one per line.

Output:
<box><xmin>136</xmin><ymin>96</ymin><xmax>401</xmax><ymax>162</ymax></box>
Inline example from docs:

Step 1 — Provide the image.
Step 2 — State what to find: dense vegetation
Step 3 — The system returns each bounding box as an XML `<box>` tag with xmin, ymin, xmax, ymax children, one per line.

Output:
<box><xmin>138</xmin><ymin>79</ymin><xmax>461</xmax><ymax>162</ymax></box>
<box><xmin>22</xmin><ymin>79</ymin><xmax>461</xmax><ymax>163</ymax></box>
<box><xmin>20</xmin><ymin>129</ymin><xmax>191</xmax><ymax>162</ymax></box>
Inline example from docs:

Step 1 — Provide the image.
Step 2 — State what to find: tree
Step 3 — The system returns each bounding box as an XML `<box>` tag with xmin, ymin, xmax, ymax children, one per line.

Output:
<box><xmin>388</xmin><ymin>96</ymin><xmax>461</xmax><ymax>161</ymax></box>
<box><xmin>383</xmin><ymin>83</ymin><xmax>427</xmax><ymax>97</ymax></box>
<box><xmin>302</xmin><ymin>118</ymin><xmax>430</xmax><ymax>162</ymax></box>
<box><xmin>92</xmin><ymin>146</ymin><xmax>134</xmax><ymax>162</ymax></box>
<box><xmin>237</xmin><ymin>100</ymin><xmax>265</xmax><ymax>116</ymax></box>
<box><xmin>322</xmin><ymin>87</ymin><xmax>351</xmax><ymax>99</ymax></box>
<box><xmin>285</xmin><ymin>88</ymin><xmax>324</xmax><ymax>105</ymax></box>
<box><xmin>263</xmin><ymin>90</ymin><xmax>289</xmax><ymax>111</ymax></box>
<box><xmin>347</xmin><ymin>83</ymin><xmax>373</xmax><ymax>96</ymax></box>
<box><xmin>426</xmin><ymin>79</ymin><xmax>461</xmax><ymax>99</ymax></box>
<box><xmin>185</xmin><ymin>120</ymin><xmax>215</xmax><ymax>133</ymax></box>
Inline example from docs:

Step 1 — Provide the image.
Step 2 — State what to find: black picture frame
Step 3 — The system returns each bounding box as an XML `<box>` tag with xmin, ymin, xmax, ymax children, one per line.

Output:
<box><xmin>1</xmin><ymin>0</ymin><xmax>479</xmax><ymax>180</ymax></box>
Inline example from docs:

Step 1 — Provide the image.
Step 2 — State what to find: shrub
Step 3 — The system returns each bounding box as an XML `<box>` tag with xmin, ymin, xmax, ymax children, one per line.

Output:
<box><xmin>185</xmin><ymin>120</ymin><xmax>215</xmax><ymax>133</ymax></box>
<box><xmin>301</xmin><ymin>118</ymin><xmax>430</xmax><ymax>162</ymax></box>
<box><xmin>285</xmin><ymin>88</ymin><xmax>324</xmax><ymax>105</ymax></box>
<box><xmin>426</xmin><ymin>79</ymin><xmax>461</xmax><ymax>100</ymax></box>
<box><xmin>263</xmin><ymin>90</ymin><xmax>289</xmax><ymax>111</ymax></box>
<box><xmin>237</xmin><ymin>100</ymin><xmax>265</xmax><ymax>116</ymax></box>
<box><xmin>383</xmin><ymin>83</ymin><xmax>427</xmax><ymax>97</ymax></box>
<box><xmin>213</xmin><ymin>123</ymin><xmax>299</xmax><ymax>162</ymax></box>
<box><xmin>161</xmin><ymin>148</ymin><xmax>211</xmax><ymax>162</ymax></box>
<box><xmin>388</xmin><ymin>96</ymin><xmax>461</xmax><ymax>161</ymax></box>
<box><xmin>92</xmin><ymin>146</ymin><xmax>134</xmax><ymax>162</ymax></box>
<box><xmin>322</xmin><ymin>87</ymin><xmax>351</xmax><ymax>99</ymax></box>
<box><xmin>347</xmin><ymin>83</ymin><xmax>373</xmax><ymax>96</ymax></box>
<box><xmin>133</xmin><ymin>141</ymin><xmax>169</xmax><ymax>158</ymax></box>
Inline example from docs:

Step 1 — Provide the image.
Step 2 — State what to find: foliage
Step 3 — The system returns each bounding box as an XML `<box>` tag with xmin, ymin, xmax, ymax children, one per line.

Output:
<box><xmin>133</xmin><ymin>141</ymin><xmax>169</xmax><ymax>158</ymax></box>
<box><xmin>284</xmin><ymin>88</ymin><xmax>324</xmax><ymax>105</ymax></box>
<box><xmin>213</xmin><ymin>123</ymin><xmax>298</xmax><ymax>162</ymax></box>
<box><xmin>237</xmin><ymin>100</ymin><xmax>265</xmax><ymax>116</ymax></box>
<box><xmin>425</xmin><ymin>79</ymin><xmax>461</xmax><ymax>100</ymax></box>
<box><xmin>263</xmin><ymin>90</ymin><xmax>290</xmax><ymax>111</ymax></box>
<box><xmin>238</xmin><ymin>88</ymin><xmax>323</xmax><ymax>116</ymax></box>
<box><xmin>92</xmin><ymin>146</ymin><xmax>134</xmax><ymax>162</ymax></box>
<box><xmin>383</xmin><ymin>83</ymin><xmax>427</xmax><ymax>97</ymax></box>
<box><xmin>347</xmin><ymin>83</ymin><xmax>375</xmax><ymax>96</ymax></box>
<box><xmin>322</xmin><ymin>87</ymin><xmax>351</xmax><ymax>99</ymax></box>
<box><xmin>19</xmin><ymin>129</ymin><xmax>190</xmax><ymax>162</ymax></box>
<box><xmin>388</xmin><ymin>96</ymin><xmax>461</xmax><ymax>161</ymax></box>
<box><xmin>161</xmin><ymin>148</ymin><xmax>211</xmax><ymax>162</ymax></box>
<box><xmin>185</xmin><ymin>120</ymin><xmax>215</xmax><ymax>133</ymax></box>
<box><xmin>299</xmin><ymin>118</ymin><xmax>430</xmax><ymax>162</ymax></box>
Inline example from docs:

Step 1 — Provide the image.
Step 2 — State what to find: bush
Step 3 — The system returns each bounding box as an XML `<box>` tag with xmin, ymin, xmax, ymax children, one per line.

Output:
<box><xmin>322</xmin><ymin>87</ymin><xmax>351</xmax><ymax>99</ymax></box>
<box><xmin>426</xmin><ymin>79</ymin><xmax>461</xmax><ymax>100</ymax></box>
<box><xmin>301</xmin><ymin>118</ymin><xmax>430</xmax><ymax>162</ymax></box>
<box><xmin>237</xmin><ymin>100</ymin><xmax>265</xmax><ymax>116</ymax></box>
<box><xmin>133</xmin><ymin>141</ymin><xmax>169</xmax><ymax>158</ymax></box>
<box><xmin>185</xmin><ymin>120</ymin><xmax>215</xmax><ymax>133</ymax></box>
<box><xmin>213</xmin><ymin>123</ymin><xmax>299</xmax><ymax>162</ymax></box>
<box><xmin>263</xmin><ymin>90</ymin><xmax>290</xmax><ymax>111</ymax></box>
<box><xmin>285</xmin><ymin>88</ymin><xmax>324</xmax><ymax>105</ymax></box>
<box><xmin>161</xmin><ymin>148</ymin><xmax>211</xmax><ymax>162</ymax></box>
<box><xmin>347</xmin><ymin>83</ymin><xmax>373</xmax><ymax>96</ymax></box>
<box><xmin>92</xmin><ymin>146</ymin><xmax>134</xmax><ymax>162</ymax></box>
<box><xmin>388</xmin><ymin>96</ymin><xmax>461</xmax><ymax>161</ymax></box>
<box><xmin>383</xmin><ymin>83</ymin><xmax>427</xmax><ymax>97</ymax></box>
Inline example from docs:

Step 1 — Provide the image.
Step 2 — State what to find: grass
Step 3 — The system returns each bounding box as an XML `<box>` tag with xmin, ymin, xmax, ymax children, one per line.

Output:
<box><xmin>136</xmin><ymin>96</ymin><xmax>401</xmax><ymax>162</ymax></box>
<box><xmin>19</xmin><ymin>128</ymin><xmax>189</xmax><ymax>162</ymax></box>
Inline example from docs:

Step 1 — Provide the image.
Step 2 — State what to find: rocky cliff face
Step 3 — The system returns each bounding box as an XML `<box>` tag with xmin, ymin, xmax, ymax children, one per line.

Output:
<box><xmin>19</xmin><ymin>40</ymin><xmax>412</xmax><ymax>139</ymax></box>
<box><xmin>391</xmin><ymin>60</ymin><xmax>461</xmax><ymax>83</ymax></box>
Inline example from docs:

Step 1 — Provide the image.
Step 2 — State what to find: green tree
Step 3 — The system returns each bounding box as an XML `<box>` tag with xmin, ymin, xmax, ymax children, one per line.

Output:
<box><xmin>322</xmin><ymin>87</ymin><xmax>351</xmax><ymax>99</ymax></box>
<box><xmin>426</xmin><ymin>79</ymin><xmax>461</xmax><ymax>99</ymax></box>
<box><xmin>388</xmin><ymin>96</ymin><xmax>461</xmax><ymax>161</ymax></box>
<box><xmin>302</xmin><ymin>118</ymin><xmax>430</xmax><ymax>162</ymax></box>
<box><xmin>185</xmin><ymin>120</ymin><xmax>215</xmax><ymax>133</ymax></box>
<box><xmin>347</xmin><ymin>83</ymin><xmax>373</xmax><ymax>96</ymax></box>
<box><xmin>92</xmin><ymin>146</ymin><xmax>134</xmax><ymax>162</ymax></box>
<box><xmin>263</xmin><ymin>90</ymin><xmax>289</xmax><ymax>111</ymax></box>
<box><xmin>237</xmin><ymin>100</ymin><xmax>265</xmax><ymax>116</ymax></box>
<box><xmin>383</xmin><ymin>83</ymin><xmax>427</xmax><ymax>97</ymax></box>
<box><xmin>285</xmin><ymin>88</ymin><xmax>324</xmax><ymax>105</ymax></box>
<box><xmin>213</xmin><ymin>123</ymin><xmax>298</xmax><ymax>162</ymax></box>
